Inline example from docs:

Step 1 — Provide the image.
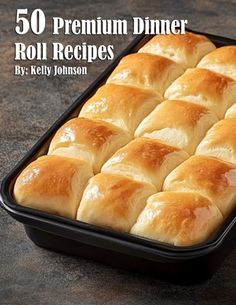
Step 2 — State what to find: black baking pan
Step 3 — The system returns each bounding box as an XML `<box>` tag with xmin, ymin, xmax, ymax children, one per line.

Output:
<box><xmin>1</xmin><ymin>29</ymin><xmax>236</xmax><ymax>284</ymax></box>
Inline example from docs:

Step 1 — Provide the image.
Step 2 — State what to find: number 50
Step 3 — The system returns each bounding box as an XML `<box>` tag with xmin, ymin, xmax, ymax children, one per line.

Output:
<box><xmin>15</xmin><ymin>9</ymin><xmax>45</xmax><ymax>35</ymax></box>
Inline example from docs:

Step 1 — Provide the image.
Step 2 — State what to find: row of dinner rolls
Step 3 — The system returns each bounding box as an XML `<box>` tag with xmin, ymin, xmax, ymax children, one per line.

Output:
<box><xmin>78</xmin><ymin>44</ymin><xmax>236</xmax><ymax>245</ymax></box>
<box><xmin>74</xmin><ymin>32</ymin><xmax>216</xmax><ymax>233</ymax></box>
<box><xmin>13</xmin><ymin>33</ymin><xmax>236</xmax><ymax>247</ymax></box>
<box><xmin>134</xmin><ymin>115</ymin><xmax>236</xmax><ymax>244</ymax></box>
<box><xmin>138</xmin><ymin>31</ymin><xmax>216</xmax><ymax>69</ymax></box>
<box><xmin>131</xmin><ymin>45</ymin><xmax>236</xmax><ymax>245</ymax></box>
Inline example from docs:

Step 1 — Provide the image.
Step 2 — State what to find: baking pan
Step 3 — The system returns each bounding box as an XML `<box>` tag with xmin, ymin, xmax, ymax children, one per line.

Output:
<box><xmin>1</xmin><ymin>29</ymin><xmax>236</xmax><ymax>284</ymax></box>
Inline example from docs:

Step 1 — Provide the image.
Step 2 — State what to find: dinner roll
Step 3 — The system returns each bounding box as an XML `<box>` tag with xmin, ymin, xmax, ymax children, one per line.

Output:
<box><xmin>102</xmin><ymin>137</ymin><xmax>189</xmax><ymax>190</ymax></box>
<box><xmin>197</xmin><ymin>46</ymin><xmax>236</xmax><ymax>80</ymax></box>
<box><xmin>130</xmin><ymin>192</ymin><xmax>223</xmax><ymax>246</ymax></box>
<box><xmin>163</xmin><ymin>155</ymin><xmax>236</xmax><ymax>217</ymax></box>
<box><xmin>165</xmin><ymin>68</ymin><xmax>236</xmax><ymax>118</ymax></box>
<box><xmin>13</xmin><ymin>155</ymin><xmax>93</xmax><ymax>219</ymax></box>
<box><xmin>196</xmin><ymin>119</ymin><xmax>236</xmax><ymax>165</ymax></box>
<box><xmin>225</xmin><ymin>103</ymin><xmax>236</xmax><ymax>119</ymax></box>
<box><xmin>135</xmin><ymin>100</ymin><xmax>218</xmax><ymax>154</ymax></box>
<box><xmin>79</xmin><ymin>84</ymin><xmax>161</xmax><ymax>135</ymax></box>
<box><xmin>48</xmin><ymin>118</ymin><xmax>131</xmax><ymax>174</ymax></box>
<box><xmin>77</xmin><ymin>173</ymin><xmax>156</xmax><ymax>232</ymax></box>
<box><xmin>138</xmin><ymin>32</ymin><xmax>216</xmax><ymax>69</ymax></box>
<box><xmin>106</xmin><ymin>53</ymin><xmax>184</xmax><ymax>94</ymax></box>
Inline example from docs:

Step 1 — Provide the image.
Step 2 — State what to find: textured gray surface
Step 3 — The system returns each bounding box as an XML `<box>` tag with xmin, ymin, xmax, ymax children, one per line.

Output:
<box><xmin>0</xmin><ymin>1</ymin><xmax>236</xmax><ymax>304</ymax></box>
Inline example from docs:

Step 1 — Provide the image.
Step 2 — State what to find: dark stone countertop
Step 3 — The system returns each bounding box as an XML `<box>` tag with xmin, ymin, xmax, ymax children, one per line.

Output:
<box><xmin>0</xmin><ymin>1</ymin><xmax>235</xmax><ymax>304</ymax></box>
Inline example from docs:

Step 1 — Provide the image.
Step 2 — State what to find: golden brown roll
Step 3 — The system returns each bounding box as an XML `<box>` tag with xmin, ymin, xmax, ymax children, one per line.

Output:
<box><xmin>164</xmin><ymin>68</ymin><xmax>236</xmax><ymax>118</ymax></box>
<box><xmin>196</xmin><ymin>119</ymin><xmax>236</xmax><ymax>165</ymax></box>
<box><xmin>102</xmin><ymin>137</ymin><xmax>189</xmax><ymax>190</ymax></box>
<box><xmin>106</xmin><ymin>53</ymin><xmax>184</xmax><ymax>94</ymax></box>
<box><xmin>77</xmin><ymin>173</ymin><xmax>156</xmax><ymax>232</ymax></box>
<box><xmin>48</xmin><ymin>118</ymin><xmax>131</xmax><ymax>174</ymax></box>
<box><xmin>225</xmin><ymin>103</ymin><xmax>236</xmax><ymax>119</ymax></box>
<box><xmin>138</xmin><ymin>32</ymin><xmax>216</xmax><ymax>69</ymax></box>
<box><xmin>197</xmin><ymin>46</ymin><xmax>236</xmax><ymax>80</ymax></box>
<box><xmin>163</xmin><ymin>155</ymin><xmax>236</xmax><ymax>217</ymax></box>
<box><xmin>79</xmin><ymin>84</ymin><xmax>161</xmax><ymax>135</ymax></box>
<box><xmin>13</xmin><ymin>155</ymin><xmax>93</xmax><ymax>219</ymax></box>
<box><xmin>130</xmin><ymin>192</ymin><xmax>223</xmax><ymax>246</ymax></box>
<box><xmin>134</xmin><ymin>100</ymin><xmax>218</xmax><ymax>154</ymax></box>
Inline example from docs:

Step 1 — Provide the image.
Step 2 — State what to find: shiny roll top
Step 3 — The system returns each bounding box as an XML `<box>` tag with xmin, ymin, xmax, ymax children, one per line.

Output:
<box><xmin>196</xmin><ymin>118</ymin><xmax>236</xmax><ymax>165</ymax></box>
<box><xmin>79</xmin><ymin>84</ymin><xmax>161</xmax><ymax>135</ymax></box>
<box><xmin>77</xmin><ymin>173</ymin><xmax>156</xmax><ymax>232</ymax></box>
<box><xmin>135</xmin><ymin>100</ymin><xmax>218</xmax><ymax>154</ymax></box>
<box><xmin>164</xmin><ymin>68</ymin><xmax>236</xmax><ymax>119</ymax></box>
<box><xmin>13</xmin><ymin>156</ymin><xmax>93</xmax><ymax>219</ymax></box>
<box><xmin>163</xmin><ymin>155</ymin><xmax>236</xmax><ymax>217</ymax></box>
<box><xmin>197</xmin><ymin>46</ymin><xmax>236</xmax><ymax>80</ymax></box>
<box><xmin>131</xmin><ymin>192</ymin><xmax>223</xmax><ymax>246</ymax></box>
<box><xmin>48</xmin><ymin>117</ymin><xmax>131</xmax><ymax>174</ymax></box>
<box><xmin>106</xmin><ymin>53</ymin><xmax>184</xmax><ymax>95</ymax></box>
<box><xmin>138</xmin><ymin>31</ymin><xmax>216</xmax><ymax>69</ymax></box>
<box><xmin>102</xmin><ymin>137</ymin><xmax>189</xmax><ymax>190</ymax></box>
<box><xmin>14</xmin><ymin>32</ymin><xmax>236</xmax><ymax>247</ymax></box>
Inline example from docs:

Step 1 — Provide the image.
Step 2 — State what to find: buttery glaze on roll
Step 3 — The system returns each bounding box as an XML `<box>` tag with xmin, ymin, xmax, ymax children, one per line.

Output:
<box><xmin>102</xmin><ymin>137</ymin><xmax>189</xmax><ymax>190</ymax></box>
<box><xmin>79</xmin><ymin>83</ymin><xmax>161</xmax><ymax>135</ymax></box>
<box><xmin>164</xmin><ymin>68</ymin><xmax>236</xmax><ymax>119</ymax></box>
<box><xmin>48</xmin><ymin>117</ymin><xmax>131</xmax><ymax>174</ymax></box>
<box><xmin>106</xmin><ymin>53</ymin><xmax>184</xmax><ymax>94</ymax></box>
<box><xmin>197</xmin><ymin>46</ymin><xmax>236</xmax><ymax>80</ymax></box>
<box><xmin>225</xmin><ymin>103</ymin><xmax>236</xmax><ymax>119</ymax></box>
<box><xmin>135</xmin><ymin>100</ymin><xmax>218</xmax><ymax>154</ymax></box>
<box><xmin>77</xmin><ymin>173</ymin><xmax>156</xmax><ymax>232</ymax></box>
<box><xmin>13</xmin><ymin>155</ymin><xmax>93</xmax><ymax>219</ymax></box>
<box><xmin>196</xmin><ymin>119</ymin><xmax>236</xmax><ymax>165</ymax></box>
<box><xmin>138</xmin><ymin>32</ymin><xmax>216</xmax><ymax>69</ymax></box>
<box><xmin>130</xmin><ymin>192</ymin><xmax>223</xmax><ymax>246</ymax></box>
<box><xmin>163</xmin><ymin>155</ymin><xmax>236</xmax><ymax>217</ymax></box>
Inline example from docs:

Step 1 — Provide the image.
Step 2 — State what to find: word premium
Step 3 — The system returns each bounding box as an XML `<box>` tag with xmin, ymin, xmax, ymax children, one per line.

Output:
<box><xmin>52</xmin><ymin>17</ymin><xmax>188</xmax><ymax>35</ymax></box>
